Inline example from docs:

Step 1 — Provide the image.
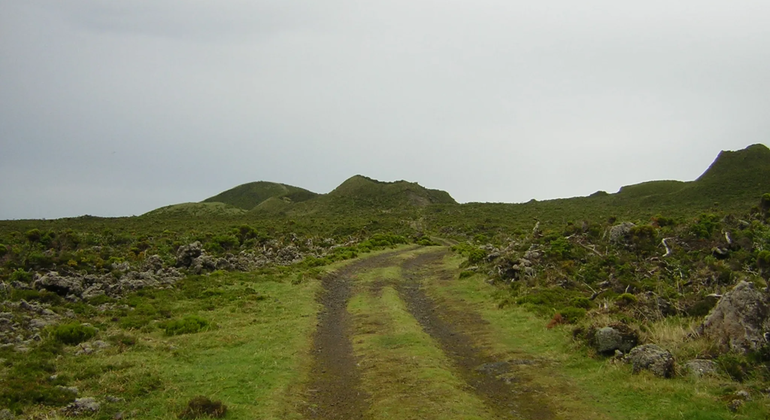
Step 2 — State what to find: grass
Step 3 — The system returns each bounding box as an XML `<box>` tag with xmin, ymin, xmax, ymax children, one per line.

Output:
<box><xmin>14</xmin><ymin>269</ymin><xmax>322</xmax><ymax>419</ymax></box>
<box><xmin>425</xmin><ymin>253</ymin><xmax>770</xmax><ymax>419</ymax></box>
<box><xmin>348</xmin><ymin>272</ymin><xmax>492</xmax><ymax>419</ymax></box>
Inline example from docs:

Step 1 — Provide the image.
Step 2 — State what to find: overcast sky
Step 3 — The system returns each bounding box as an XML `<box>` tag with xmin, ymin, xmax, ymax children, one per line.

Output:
<box><xmin>1</xmin><ymin>1</ymin><xmax>769</xmax><ymax>219</ymax></box>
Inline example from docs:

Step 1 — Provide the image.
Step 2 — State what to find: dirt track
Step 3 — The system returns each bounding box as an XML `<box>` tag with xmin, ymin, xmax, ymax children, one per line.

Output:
<box><xmin>301</xmin><ymin>247</ymin><xmax>555</xmax><ymax>419</ymax></box>
<box><xmin>399</xmin><ymin>250</ymin><xmax>554</xmax><ymax>420</ymax></box>
<box><xmin>301</xmin><ymin>251</ymin><xmax>398</xmax><ymax>419</ymax></box>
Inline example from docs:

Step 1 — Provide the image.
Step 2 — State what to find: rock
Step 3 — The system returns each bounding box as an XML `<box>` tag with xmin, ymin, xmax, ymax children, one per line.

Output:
<box><xmin>106</xmin><ymin>395</ymin><xmax>125</xmax><ymax>403</ymax></box>
<box><xmin>62</xmin><ymin>397</ymin><xmax>100</xmax><ymax>416</ymax></box>
<box><xmin>594</xmin><ymin>326</ymin><xmax>638</xmax><ymax>354</ymax></box>
<box><xmin>625</xmin><ymin>344</ymin><xmax>675</xmax><ymax>378</ymax></box>
<box><xmin>143</xmin><ymin>254</ymin><xmax>165</xmax><ymax>272</ymax></box>
<box><xmin>684</xmin><ymin>359</ymin><xmax>717</xmax><ymax>378</ymax></box>
<box><xmin>92</xmin><ymin>340</ymin><xmax>110</xmax><ymax>349</ymax></box>
<box><xmin>728</xmin><ymin>399</ymin><xmax>744</xmax><ymax>412</ymax></box>
<box><xmin>712</xmin><ymin>247</ymin><xmax>730</xmax><ymax>259</ymax></box>
<box><xmin>609</xmin><ymin>222</ymin><xmax>636</xmax><ymax>244</ymax></box>
<box><xmin>33</xmin><ymin>272</ymin><xmax>84</xmax><ymax>297</ymax></box>
<box><xmin>0</xmin><ymin>408</ymin><xmax>14</xmax><ymax>419</ymax></box>
<box><xmin>176</xmin><ymin>242</ymin><xmax>203</xmax><ymax>267</ymax></box>
<box><xmin>699</xmin><ymin>280</ymin><xmax>770</xmax><ymax>354</ymax></box>
<box><xmin>190</xmin><ymin>254</ymin><xmax>217</xmax><ymax>274</ymax></box>
<box><xmin>56</xmin><ymin>385</ymin><xmax>79</xmax><ymax>395</ymax></box>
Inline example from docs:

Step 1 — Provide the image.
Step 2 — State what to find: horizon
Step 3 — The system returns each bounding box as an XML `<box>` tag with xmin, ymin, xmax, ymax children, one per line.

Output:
<box><xmin>2</xmin><ymin>2</ymin><xmax>769</xmax><ymax>219</ymax></box>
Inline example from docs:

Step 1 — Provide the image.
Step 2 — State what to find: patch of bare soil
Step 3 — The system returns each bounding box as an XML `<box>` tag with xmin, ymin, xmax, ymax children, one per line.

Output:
<box><xmin>301</xmin><ymin>250</ymin><xmax>408</xmax><ymax>419</ymax></box>
<box><xmin>399</xmin><ymin>249</ymin><xmax>555</xmax><ymax>420</ymax></box>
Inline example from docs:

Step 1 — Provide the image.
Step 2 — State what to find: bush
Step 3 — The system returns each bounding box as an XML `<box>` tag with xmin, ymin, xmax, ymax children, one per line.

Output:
<box><xmin>179</xmin><ymin>396</ymin><xmax>227</xmax><ymax>419</ymax></box>
<box><xmin>558</xmin><ymin>307</ymin><xmax>587</xmax><ymax>323</ymax></box>
<box><xmin>569</xmin><ymin>297</ymin><xmax>592</xmax><ymax>309</ymax></box>
<box><xmin>0</xmin><ymin>244</ymin><xmax>7</xmax><ymax>257</ymax></box>
<box><xmin>163</xmin><ymin>315</ymin><xmax>209</xmax><ymax>336</ymax></box>
<box><xmin>616</xmin><ymin>293</ymin><xmax>638</xmax><ymax>306</ymax></box>
<box><xmin>9</xmin><ymin>268</ymin><xmax>32</xmax><ymax>283</ymax></box>
<box><xmin>692</xmin><ymin>214</ymin><xmax>720</xmax><ymax>239</ymax></box>
<box><xmin>48</xmin><ymin>323</ymin><xmax>97</xmax><ymax>345</ymax></box>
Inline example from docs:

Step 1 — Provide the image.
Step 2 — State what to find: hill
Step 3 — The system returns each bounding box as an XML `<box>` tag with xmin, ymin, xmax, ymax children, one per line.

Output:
<box><xmin>203</xmin><ymin>181</ymin><xmax>318</xmax><ymax>210</ymax></box>
<box><xmin>142</xmin><ymin>202</ymin><xmax>247</xmax><ymax>217</ymax></box>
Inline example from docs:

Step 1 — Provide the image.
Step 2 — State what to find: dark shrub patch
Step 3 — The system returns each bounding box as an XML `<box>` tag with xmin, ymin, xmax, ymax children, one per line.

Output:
<box><xmin>164</xmin><ymin>315</ymin><xmax>209</xmax><ymax>336</ymax></box>
<box><xmin>179</xmin><ymin>396</ymin><xmax>227</xmax><ymax>419</ymax></box>
<box><xmin>48</xmin><ymin>323</ymin><xmax>97</xmax><ymax>345</ymax></box>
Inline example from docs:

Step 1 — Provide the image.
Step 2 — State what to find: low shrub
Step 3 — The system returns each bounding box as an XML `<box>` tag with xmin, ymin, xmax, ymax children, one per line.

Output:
<box><xmin>558</xmin><ymin>307</ymin><xmax>587</xmax><ymax>323</ymax></box>
<box><xmin>9</xmin><ymin>268</ymin><xmax>32</xmax><ymax>283</ymax></box>
<box><xmin>48</xmin><ymin>323</ymin><xmax>97</xmax><ymax>345</ymax></box>
<box><xmin>163</xmin><ymin>315</ymin><xmax>209</xmax><ymax>336</ymax></box>
<box><xmin>179</xmin><ymin>396</ymin><xmax>227</xmax><ymax>419</ymax></box>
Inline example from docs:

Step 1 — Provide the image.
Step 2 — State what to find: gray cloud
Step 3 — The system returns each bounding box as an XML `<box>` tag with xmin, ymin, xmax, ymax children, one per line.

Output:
<box><xmin>1</xmin><ymin>0</ymin><xmax>769</xmax><ymax>218</ymax></box>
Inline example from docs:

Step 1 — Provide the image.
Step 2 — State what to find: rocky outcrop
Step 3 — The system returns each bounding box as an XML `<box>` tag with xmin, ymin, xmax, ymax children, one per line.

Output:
<box><xmin>625</xmin><ymin>344</ymin><xmax>675</xmax><ymax>378</ymax></box>
<box><xmin>33</xmin><ymin>272</ymin><xmax>84</xmax><ymax>297</ymax></box>
<box><xmin>699</xmin><ymin>280</ymin><xmax>770</xmax><ymax>354</ymax></box>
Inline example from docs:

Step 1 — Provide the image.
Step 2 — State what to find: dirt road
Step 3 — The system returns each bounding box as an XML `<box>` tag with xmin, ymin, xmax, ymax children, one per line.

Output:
<box><xmin>301</xmin><ymin>247</ymin><xmax>557</xmax><ymax>419</ymax></box>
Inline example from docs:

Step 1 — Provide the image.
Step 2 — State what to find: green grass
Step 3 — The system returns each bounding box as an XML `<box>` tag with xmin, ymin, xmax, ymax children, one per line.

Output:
<box><xmin>15</xmin><ymin>270</ymin><xmax>321</xmax><ymax>419</ymax></box>
<box><xmin>426</xmin><ymin>253</ymin><xmax>770</xmax><ymax>420</ymax></box>
<box><xmin>348</xmin><ymin>284</ymin><xmax>492</xmax><ymax>419</ymax></box>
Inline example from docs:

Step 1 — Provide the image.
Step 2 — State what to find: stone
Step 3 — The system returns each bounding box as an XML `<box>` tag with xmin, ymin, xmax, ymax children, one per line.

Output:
<box><xmin>699</xmin><ymin>280</ymin><xmax>770</xmax><ymax>354</ymax></box>
<box><xmin>625</xmin><ymin>344</ymin><xmax>675</xmax><ymax>378</ymax></box>
<box><xmin>0</xmin><ymin>408</ymin><xmax>14</xmax><ymax>419</ymax></box>
<box><xmin>62</xmin><ymin>397</ymin><xmax>100</xmax><ymax>416</ymax></box>
<box><xmin>176</xmin><ymin>242</ymin><xmax>203</xmax><ymax>267</ymax></box>
<box><xmin>609</xmin><ymin>222</ymin><xmax>636</xmax><ymax>244</ymax></box>
<box><xmin>594</xmin><ymin>326</ymin><xmax>638</xmax><ymax>354</ymax></box>
<box><xmin>33</xmin><ymin>272</ymin><xmax>84</xmax><ymax>296</ymax></box>
<box><xmin>684</xmin><ymin>359</ymin><xmax>717</xmax><ymax>378</ymax></box>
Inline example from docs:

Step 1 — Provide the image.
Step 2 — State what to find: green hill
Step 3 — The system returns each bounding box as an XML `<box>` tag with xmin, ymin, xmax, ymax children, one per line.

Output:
<box><xmin>202</xmin><ymin>181</ymin><xmax>318</xmax><ymax>210</ymax></box>
<box><xmin>142</xmin><ymin>202</ymin><xmax>247</xmax><ymax>217</ymax></box>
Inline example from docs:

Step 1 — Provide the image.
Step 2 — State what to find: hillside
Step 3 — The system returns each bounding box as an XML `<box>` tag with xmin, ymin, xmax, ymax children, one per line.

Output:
<box><xmin>142</xmin><ymin>202</ymin><xmax>247</xmax><ymax>217</ymax></box>
<box><xmin>251</xmin><ymin>175</ymin><xmax>457</xmax><ymax>216</ymax></box>
<box><xmin>202</xmin><ymin>181</ymin><xmax>318</xmax><ymax>210</ymax></box>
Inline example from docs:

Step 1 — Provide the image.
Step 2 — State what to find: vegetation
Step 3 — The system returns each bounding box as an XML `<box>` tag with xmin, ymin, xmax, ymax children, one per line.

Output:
<box><xmin>2</xmin><ymin>144</ymin><xmax>770</xmax><ymax>417</ymax></box>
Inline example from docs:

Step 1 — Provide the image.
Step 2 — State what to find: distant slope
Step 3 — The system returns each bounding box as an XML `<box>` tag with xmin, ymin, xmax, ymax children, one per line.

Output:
<box><xmin>143</xmin><ymin>202</ymin><xmax>247</xmax><ymax>217</ymax></box>
<box><xmin>203</xmin><ymin>181</ymin><xmax>318</xmax><ymax>210</ymax></box>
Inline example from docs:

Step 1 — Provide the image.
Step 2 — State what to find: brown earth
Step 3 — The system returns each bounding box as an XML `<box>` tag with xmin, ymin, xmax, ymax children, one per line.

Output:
<box><xmin>300</xmin><ymin>250</ymin><xmax>405</xmax><ymax>419</ymax></box>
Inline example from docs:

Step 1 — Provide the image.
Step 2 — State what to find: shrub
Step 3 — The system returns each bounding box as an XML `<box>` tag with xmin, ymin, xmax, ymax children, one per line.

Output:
<box><xmin>0</xmin><ymin>244</ymin><xmax>7</xmax><ymax>257</ymax></box>
<box><xmin>179</xmin><ymin>396</ymin><xmax>227</xmax><ymax>419</ymax></box>
<box><xmin>163</xmin><ymin>315</ymin><xmax>209</xmax><ymax>336</ymax></box>
<box><xmin>692</xmin><ymin>214</ymin><xmax>720</xmax><ymax>239</ymax></box>
<box><xmin>569</xmin><ymin>297</ymin><xmax>592</xmax><ymax>309</ymax></box>
<box><xmin>459</xmin><ymin>270</ymin><xmax>475</xmax><ymax>279</ymax></box>
<box><xmin>48</xmin><ymin>323</ymin><xmax>97</xmax><ymax>345</ymax></box>
<box><xmin>25</xmin><ymin>229</ymin><xmax>42</xmax><ymax>242</ymax></box>
<box><xmin>558</xmin><ymin>307</ymin><xmax>587</xmax><ymax>323</ymax></box>
<box><xmin>616</xmin><ymin>293</ymin><xmax>638</xmax><ymax>306</ymax></box>
<box><xmin>757</xmin><ymin>250</ymin><xmax>770</xmax><ymax>277</ymax></box>
<box><xmin>9</xmin><ymin>268</ymin><xmax>32</xmax><ymax>283</ymax></box>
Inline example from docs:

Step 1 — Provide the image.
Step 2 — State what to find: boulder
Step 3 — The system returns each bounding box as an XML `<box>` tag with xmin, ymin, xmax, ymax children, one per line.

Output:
<box><xmin>699</xmin><ymin>280</ymin><xmax>770</xmax><ymax>354</ymax></box>
<box><xmin>594</xmin><ymin>326</ymin><xmax>638</xmax><ymax>354</ymax></box>
<box><xmin>625</xmin><ymin>344</ymin><xmax>675</xmax><ymax>378</ymax></box>
<box><xmin>609</xmin><ymin>222</ymin><xmax>636</xmax><ymax>244</ymax></box>
<box><xmin>33</xmin><ymin>272</ymin><xmax>84</xmax><ymax>296</ymax></box>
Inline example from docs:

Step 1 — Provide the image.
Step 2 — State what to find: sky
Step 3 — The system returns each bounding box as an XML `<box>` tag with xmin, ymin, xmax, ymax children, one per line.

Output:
<box><xmin>1</xmin><ymin>1</ymin><xmax>769</xmax><ymax>219</ymax></box>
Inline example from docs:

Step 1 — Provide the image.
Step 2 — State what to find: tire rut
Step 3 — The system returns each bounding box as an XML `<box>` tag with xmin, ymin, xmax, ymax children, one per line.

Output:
<box><xmin>301</xmin><ymin>249</ymin><xmax>410</xmax><ymax>419</ymax></box>
<box><xmin>399</xmin><ymin>249</ymin><xmax>555</xmax><ymax>420</ymax></box>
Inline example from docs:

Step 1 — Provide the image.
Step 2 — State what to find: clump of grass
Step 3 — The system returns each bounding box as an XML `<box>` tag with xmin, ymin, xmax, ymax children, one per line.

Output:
<box><xmin>48</xmin><ymin>323</ymin><xmax>97</xmax><ymax>345</ymax></box>
<box><xmin>178</xmin><ymin>396</ymin><xmax>227</xmax><ymax>419</ymax></box>
<box><xmin>163</xmin><ymin>315</ymin><xmax>209</xmax><ymax>336</ymax></box>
